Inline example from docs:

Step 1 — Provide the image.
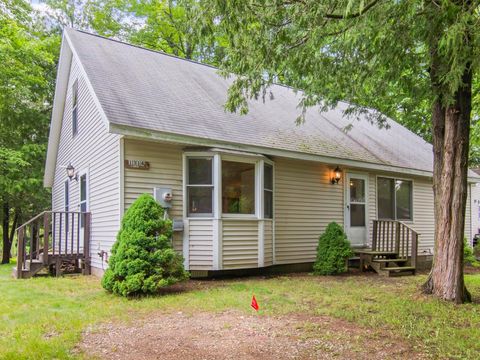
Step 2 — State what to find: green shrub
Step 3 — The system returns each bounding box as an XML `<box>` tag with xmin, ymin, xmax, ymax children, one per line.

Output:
<box><xmin>313</xmin><ymin>222</ymin><xmax>353</xmax><ymax>275</ymax></box>
<box><xmin>464</xmin><ymin>237</ymin><xmax>479</xmax><ymax>267</ymax></box>
<box><xmin>474</xmin><ymin>242</ymin><xmax>480</xmax><ymax>259</ymax></box>
<box><xmin>102</xmin><ymin>194</ymin><xmax>189</xmax><ymax>296</ymax></box>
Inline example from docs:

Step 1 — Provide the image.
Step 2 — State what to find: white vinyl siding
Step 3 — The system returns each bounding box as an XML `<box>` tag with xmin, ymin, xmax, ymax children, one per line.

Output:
<box><xmin>465</xmin><ymin>187</ymin><xmax>471</xmax><ymax>244</ymax></box>
<box><xmin>222</xmin><ymin>220</ymin><xmax>258</xmax><ymax>269</ymax></box>
<box><xmin>188</xmin><ymin>219</ymin><xmax>213</xmax><ymax>270</ymax></box>
<box><xmin>274</xmin><ymin>158</ymin><xmax>344</xmax><ymax>264</ymax></box>
<box><xmin>264</xmin><ymin>220</ymin><xmax>273</xmax><ymax>266</ymax></box>
<box><xmin>51</xmin><ymin>56</ymin><xmax>121</xmax><ymax>271</ymax></box>
<box><xmin>123</xmin><ymin>139</ymin><xmax>184</xmax><ymax>252</ymax></box>
<box><xmin>471</xmin><ymin>184</ymin><xmax>480</xmax><ymax>243</ymax></box>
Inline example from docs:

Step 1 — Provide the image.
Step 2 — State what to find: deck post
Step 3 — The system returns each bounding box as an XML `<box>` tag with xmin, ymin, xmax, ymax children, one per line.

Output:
<box><xmin>372</xmin><ymin>220</ymin><xmax>378</xmax><ymax>251</ymax></box>
<box><xmin>17</xmin><ymin>228</ymin><xmax>25</xmax><ymax>278</ymax></box>
<box><xmin>411</xmin><ymin>232</ymin><xmax>418</xmax><ymax>270</ymax></box>
<box><xmin>82</xmin><ymin>212</ymin><xmax>91</xmax><ymax>275</ymax></box>
<box><xmin>43</xmin><ymin>213</ymin><xmax>50</xmax><ymax>265</ymax></box>
<box><xmin>395</xmin><ymin>222</ymin><xmax>401</xmax><ymax>257</ymax></box>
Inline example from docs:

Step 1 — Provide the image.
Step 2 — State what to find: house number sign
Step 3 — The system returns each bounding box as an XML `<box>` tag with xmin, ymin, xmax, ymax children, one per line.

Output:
<box><xmin>125</xmin><ymin>159</ymin><xmax>150</xmax><ymax>170</ymax></box>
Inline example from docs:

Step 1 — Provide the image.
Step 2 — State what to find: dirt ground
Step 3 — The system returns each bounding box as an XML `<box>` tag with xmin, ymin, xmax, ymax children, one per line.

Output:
<box><xmin>78</xmin><ymin>310</ymin><xmax>426</xmax><ymax>360</ymax></box>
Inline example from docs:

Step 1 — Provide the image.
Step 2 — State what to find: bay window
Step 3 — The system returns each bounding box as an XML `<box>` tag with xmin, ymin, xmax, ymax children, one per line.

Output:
<box><xmin>222</xmin><ymin>160</ymin><xmax>255</xmax><ymax>214</ymax></box>
<box><xmin>377</xmin><ymin>177</ymin><xmax>412</xmax><ymax>220</ymax></box>
<box><xmin>264</xmin><ymin>163</ymin><xmax>273</xmax><ymax>218</ymax></box>
<box><xmin>185</xmin><ymin>153</ymin><xmax>274</xmax><ymax>218</ymax></box>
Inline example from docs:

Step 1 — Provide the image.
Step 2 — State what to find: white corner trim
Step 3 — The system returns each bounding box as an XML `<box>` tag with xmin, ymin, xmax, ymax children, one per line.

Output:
<box><xmin>119</xmin><ymin>137</ymin><xmax>125</xmax><ymax>219</ymax></box>
<box><xmin>182</xmin><ymin>219</ymin><xmax>189</xmax><ymax>269</ymax></box>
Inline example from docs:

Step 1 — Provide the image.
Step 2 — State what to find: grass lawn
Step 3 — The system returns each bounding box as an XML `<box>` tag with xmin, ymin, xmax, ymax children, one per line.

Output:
<box><xmin>1</xmin><ymin>263</ymin><xmax>480</xmax><ymax>360</ymax></box>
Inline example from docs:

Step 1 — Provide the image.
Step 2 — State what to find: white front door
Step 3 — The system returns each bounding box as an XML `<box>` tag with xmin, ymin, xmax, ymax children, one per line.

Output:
<box><xmin>345</xmin><ymin>173</ymin><xmax>368</xmax><ymax>247</ymax></box>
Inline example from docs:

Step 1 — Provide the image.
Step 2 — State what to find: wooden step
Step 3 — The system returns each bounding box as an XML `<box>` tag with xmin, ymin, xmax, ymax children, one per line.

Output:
<box><xmin>384</xmin><ymin>266</ymin><xmax>415</xmax><ymax>271</ymax></box>
<box><xmin>12</xmin><ymin>260</ymin><xmax>46</xmax><ymax>279</ymax></box>
<box><xmin>355</xmin><ymin>250</ymin><xmax>398</xmax><ymax>256</ymax></box>
<box><xmin>372</xmin><ymin>258</ymin><xmax>408</xmax><ymax>263</ymax></box>
<box><xmin>383</xmin><ymin>266</ymin><xmax>416</xmax><ymax>277</ymax></box>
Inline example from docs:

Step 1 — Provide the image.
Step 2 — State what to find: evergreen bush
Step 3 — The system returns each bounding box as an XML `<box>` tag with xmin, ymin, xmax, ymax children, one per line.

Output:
<box><xmin>102</xmin><ymin>194</ymin><xmax>189</xmax><ymax>296</ymax></box>
<box><xmin>464</xmin><ymin>237</ymin><xmax>479</xmax><ymax>267</ymax></box>
<box><xmin>313</xmin><ymin>222</ymin><xmax>353</xmax><ymax>275</ymax></box>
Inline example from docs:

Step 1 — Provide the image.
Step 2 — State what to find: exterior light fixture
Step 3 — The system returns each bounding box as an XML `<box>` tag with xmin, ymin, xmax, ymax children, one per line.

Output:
<box><xmin>66</xmin><ymin>163</ymin><xmax>78</xmax><ymax>181</ymax></box>
<box><xmin>331</xmin><ymin>166</ymin><xmax>342</xmax><ymax>185</ymax></box>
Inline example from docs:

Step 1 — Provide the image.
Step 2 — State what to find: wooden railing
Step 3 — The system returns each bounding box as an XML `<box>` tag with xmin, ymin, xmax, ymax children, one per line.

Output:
<box><xmin>16</xmin><ymin>211</ymin><xmax>91</xmax><ymax>278</ymax></box>
<box><xmin>372</xmin><ymin>220</ymin><xmax>419</xmax><ymax>268</ymax></box>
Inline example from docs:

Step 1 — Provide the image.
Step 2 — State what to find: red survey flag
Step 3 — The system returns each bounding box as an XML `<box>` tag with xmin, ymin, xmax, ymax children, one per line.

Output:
<box><xmin>251</xmin><ymin>295</ymin><xmax>259</xmax><ymax>311</ymax></box>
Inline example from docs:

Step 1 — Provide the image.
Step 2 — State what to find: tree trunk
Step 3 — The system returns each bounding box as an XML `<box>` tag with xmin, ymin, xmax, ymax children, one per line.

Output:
<box><xmin>2</xmin><ymin>202</ymin><xmax>12</xmax><ymax>264</ymax></box>
<box><xmin>423</xmin><ymin>66</ymin><xmax>472</xmax><ymax>303</ymax></box>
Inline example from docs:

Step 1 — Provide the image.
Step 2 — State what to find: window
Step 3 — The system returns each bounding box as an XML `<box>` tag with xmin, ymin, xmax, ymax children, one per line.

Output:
<box><xmin>72</xmin><ymin>80</ymin><xmax>78</xmax><ymax>136</ymax></box>
<box><xmin>187</xmin><ymin>158</ymin><xmax>213</xmax><ymax>216</ymax></box>
<box><xmin>377</xmin><ymin>177</ymin><xmax>412</xmax><ymax>220</ymax></box>
<box><xmin>264</xmin><ymin>163</ymin><xmax>273</xmax><ymax>218</ymax></box>
<box><xmin>222</xmin><ymin>160</ymin><xmax>255</xmax><ymax>215</ymax></box>
<box><xmin>79</xmin><ymin>173</ymin><xmax>87</xmax><ymax>228</ymax></box>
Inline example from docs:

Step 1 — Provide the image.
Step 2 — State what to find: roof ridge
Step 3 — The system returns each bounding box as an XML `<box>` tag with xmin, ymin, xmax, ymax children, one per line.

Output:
<box><xmin>66</xmin><ymin>27</ymin><xmax>221</xmax><ymax>72</ymax></box>
<box><xmin>65</xmin><ymin>27</ymin><xmax>307</xmax><ymax>94</ymax></box>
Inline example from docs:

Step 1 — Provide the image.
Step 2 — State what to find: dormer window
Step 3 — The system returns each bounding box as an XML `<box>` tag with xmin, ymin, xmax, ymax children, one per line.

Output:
<box><xmin>72</xmin><ymin>80</ymin><xmax>78</xmax><ymax>136</ymax></box>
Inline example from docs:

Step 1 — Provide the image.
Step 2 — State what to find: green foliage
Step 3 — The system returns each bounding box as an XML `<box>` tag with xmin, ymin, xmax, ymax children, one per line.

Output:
<box><xmin>196</xmin><ymin>0</ymin><xmax>480</xmax><ymax>165</ymax></box>
<box><xmin>0</xmin><ymin>4</ymin><xmax>59</xmax><ymax>261</ymax></box>
<box><xmin>313</xmin><ymin>222</ymin><xmax>353</xmax><ymax>275</ymax></box>
<box><xmin>2</xmin><ymin>262</ymin><xmax>480</xmax><ymax>359</ymax></box>
<box><xmin>102</xmin><ymin>194</ymin><xmax>188</xmax><ymax>297</ymax></box>
<box><xmin>474</xmin><ymin>242</ymin><xmax>480</xmax><ymax>260</ymax></box>
<box><xmin>464</xmin><ymin>237</ymin><xmax>479</xmax><ymax>267</ymax></box>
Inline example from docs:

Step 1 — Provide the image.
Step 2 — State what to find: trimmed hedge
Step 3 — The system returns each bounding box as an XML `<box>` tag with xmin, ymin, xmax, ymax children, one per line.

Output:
<box><xmin>101</xmin><ymin>194</ymin><xmax>189</xmax><ymax>296</ymax></box>
<box><xmin>313</xmin><ymin>222</ymin><xmax>353</xmax><ymax>275</ymax></box>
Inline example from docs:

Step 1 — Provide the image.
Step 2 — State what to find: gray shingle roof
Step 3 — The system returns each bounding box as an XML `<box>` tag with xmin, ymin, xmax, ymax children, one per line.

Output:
<box><xmin>67</xmin><ymin>28</ymin><xmax>442</xmax><ymax>174</ymax></box>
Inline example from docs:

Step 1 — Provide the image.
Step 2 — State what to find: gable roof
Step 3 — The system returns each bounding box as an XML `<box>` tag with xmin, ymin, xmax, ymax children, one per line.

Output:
<box><xmin>44</xmin><ymin>28</ymin><xmax>480</xmax><ymax>186</ymax></box>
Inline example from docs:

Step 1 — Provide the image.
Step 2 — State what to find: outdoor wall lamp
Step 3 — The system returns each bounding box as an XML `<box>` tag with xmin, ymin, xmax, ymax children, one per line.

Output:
<box><xmin>66</xmin><ymin>163</ymin><xmax>78</xmax><ymax>181</ymax></box>
<box><xmin>331</xmin><ymin>166</ymin><xmax>342</xmax><ymax>185</ymax></box>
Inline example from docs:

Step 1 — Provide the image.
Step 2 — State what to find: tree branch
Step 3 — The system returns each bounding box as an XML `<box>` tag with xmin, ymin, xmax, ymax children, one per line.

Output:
<box><xmin>324</xmin><ymin>0</ymin><xmax>381</xmax><ymax>19</ymax></box>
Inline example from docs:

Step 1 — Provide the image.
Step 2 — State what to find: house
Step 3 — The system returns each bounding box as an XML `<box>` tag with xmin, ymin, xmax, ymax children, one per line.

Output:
<box><xmin>17</xmin><ymin>28</ymin><xmax>480</xmax><ymax>278</ymax></box>
<box><xmin>472</xmin><ymin>169</ymin><xmax>480</xmax><ymax>243</ymax></box>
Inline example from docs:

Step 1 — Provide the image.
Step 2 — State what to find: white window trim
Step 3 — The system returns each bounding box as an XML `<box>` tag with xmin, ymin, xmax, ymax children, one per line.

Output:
<box><xmin>184</xmin><ymin>154</ymin><xmax>215</xmax><ymax>218</ymax></box>
<box><xmin>263</xmin><ymin>160</ymin><xmax>274</xmax><ymax>220</ymax></box>
<box><xmin>78</xmin><ymin>168</ymin><xmax>89</xmax><ymax>213</ymax></box>
<box><xmin>375</xmin><ymin>175</ymin><xmax>414</xmax><ymax>222</ymax></box>
<box><xmin>344</xmin><ymin>172</ymin><xmax>369</xmax><ymax>235</ymax></box>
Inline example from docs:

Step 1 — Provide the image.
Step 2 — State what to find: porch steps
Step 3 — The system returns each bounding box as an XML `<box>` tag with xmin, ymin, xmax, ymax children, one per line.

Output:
<box><xmin>354</xmin><ymin>219</ymin><xmax>419</xmax><ymax>277</ymax></box>
<box><xmin>12</xmin><ymin>260</ymin><xmax>44</xmax><ymax>279</ymax></box>
<box><xmin>14</xmin><ymin>211</ymin><xmax>91</xmax><ymax>279</ymax></box>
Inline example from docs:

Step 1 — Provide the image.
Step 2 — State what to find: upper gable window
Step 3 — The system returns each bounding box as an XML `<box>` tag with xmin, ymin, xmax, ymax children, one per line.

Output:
<box><xmin>72</xmin><ymin>80</ymin><xmax>78</xmax><ymax>136</ymax></box>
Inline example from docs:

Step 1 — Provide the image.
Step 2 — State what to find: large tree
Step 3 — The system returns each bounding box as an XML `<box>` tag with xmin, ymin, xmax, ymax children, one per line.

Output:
<box><xmin>197</xmin><ymin>0</ymin><xmax>479</xmax><ymax>303</ymax></box>
<box><xmin>0</xmin><ymin>2</ymin><xmax>58</xmax><ymax>263</ymax></box>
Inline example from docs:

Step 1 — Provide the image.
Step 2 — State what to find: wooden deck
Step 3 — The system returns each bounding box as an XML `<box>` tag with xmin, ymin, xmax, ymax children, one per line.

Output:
<box><xmin>355</xmin><ymin>220</ymin><xmax>419</xmax><ymax>277</ymax></box>
<box><xmin>13</xmin><ymin>211</ymin><xmax>91</xmax><ymax>279</ymax></box>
